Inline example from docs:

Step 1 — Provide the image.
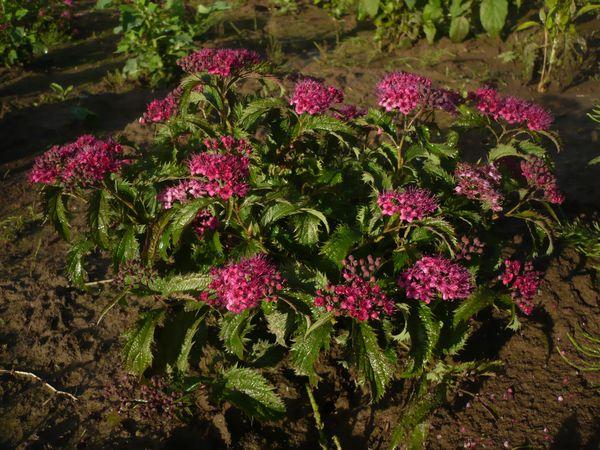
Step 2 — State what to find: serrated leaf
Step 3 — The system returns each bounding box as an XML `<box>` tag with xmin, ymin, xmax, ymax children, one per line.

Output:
<box><xmin>170</xmin><ymin>198</ymin><xmax>213</xmax><ymax>245</ymax></box>
<box><xmin>155</xmin><ymin>309</ymin><xmax>206</xmax><ymax>373</ymax></box>
<box><xmin>404</xmin><ymin>302</ymin><xmax>441</xmax><ymax>376</ymax></box>
<box><xmin>488</xmin><ymin>143</ymin><xmax>519</xmax><ymax>161</ymax></box>
<box><xmin>238</xmin><ymin>97</ymin><xmax>287</xmax><ymax>130</ymax></box>
<box><xmin>123</xmin><ymin>309</ymin><xmax>164</xmax><ymax>375</ymax></box>
<box><xmin>150</xmin><ymin>272</ymin><xmax>212</xmax><ymax>295</ymax></box>
<box><xmin>261</xmin><ymin>202</ymin><xmax>299</xmax><ymax>227</ymax></box>
<box><xmin>221</xmin><ymin>367</ymin><xmax>285</xmax><ymax>421</ymax></box>
<box><xmin>43</xmin><ymin>186</ymin><xmax>70</xmax><ymax>241</ymax></box>
<box><xmin>292</xmin><ymin>213</ymin><xmax>321</xmax><ymax>245</ymax></box>
<box><xmin>290</xmin><ymin>317</ymin><xmax>332</xmax><ymax>385</ymax></box>
<box><xmin>66</xmin><ymin>240</ymin><xmax>94</xmax><ymax>286</ymax></box>
<box><xmin>219</xmin><ymin>310</ymin><xmax>253</xmax><ymax>360</ymax></box>
<box><xmin>263</xmin><ymin>306</ymin><xmax>290</xmax><ymax>347</ymax></box>
<box><xmin>113</xmin><ymin>227</ymin><xmax>139</xmax><ymax>269</ymax></box>
<box><xmin>88</xmin><ymin>189</ymin><xmax>110</xmax><ymax>249</ymax></box>
<box><xmin>351</xmin><ymin>321</ymin><xmax>394</xmax><ymax>401</ymax></box>
<box><xmin>453</xmin><ymin>287</ymin><xmax>495</xmax><ymax>327</ymax></box>
<box><xmin>320</xmin><ymin>224</ymin><xmax>361</xmax><ymax>266</ymax></box>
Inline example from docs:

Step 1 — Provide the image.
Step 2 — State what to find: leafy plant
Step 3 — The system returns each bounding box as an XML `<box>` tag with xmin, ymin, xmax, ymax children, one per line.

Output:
<box><xmin>0</xmin><ymin>0</ymin><xmax>74</xmax><ymax>67</ymax></box>
<box><xmin>557</xmin><ymin>327</ymin><xmax>600</xmax><ymax>372</ymax></box>
<box><xmin>515</xmin><ymin>0</ymin><xmax>600</xmax><ymax>92</ymax></box>
<box><xmin>31</xmin><ymin>47</ymin><xmax>572</xmax><ymax>445</ymax></box>
<box><xmin>96</xmin><ymin>0</ymin><xmax>229</xmax><ymax>84</ymax></box>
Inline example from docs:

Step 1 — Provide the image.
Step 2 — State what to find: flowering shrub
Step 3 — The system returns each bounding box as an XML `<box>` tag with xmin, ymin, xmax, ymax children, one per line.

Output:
<box><xmin>33</xmin><ymin>47</ymin><xmax>570</xmax><ymax>446</ymax></box>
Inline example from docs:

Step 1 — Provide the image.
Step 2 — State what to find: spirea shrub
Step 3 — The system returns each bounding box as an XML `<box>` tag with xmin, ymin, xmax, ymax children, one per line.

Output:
<box><xmin>32</xmin><ymin>47</ymin><xmax>569</xmax><ymax>446</ymax></box>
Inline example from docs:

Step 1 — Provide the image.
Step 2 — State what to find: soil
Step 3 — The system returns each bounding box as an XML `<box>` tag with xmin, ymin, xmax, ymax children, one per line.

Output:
<box><xmin>0</xmin><ymin>1</ymin><xmax>599</xmax><ymax>449</ymax></box>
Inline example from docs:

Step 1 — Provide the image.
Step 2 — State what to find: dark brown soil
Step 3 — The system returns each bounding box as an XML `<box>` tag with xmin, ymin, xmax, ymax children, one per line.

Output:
<box><xmin>0</xmin><ymin>1</ymin><xmax>599</xmax><ymax>449</ymax></box>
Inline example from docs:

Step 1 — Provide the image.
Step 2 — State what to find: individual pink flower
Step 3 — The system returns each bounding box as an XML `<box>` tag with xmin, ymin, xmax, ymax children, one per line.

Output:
<box><xmin>399</xmin><ymin>255</ymin><xmax>473</xmax><ymax>303</ymax></box>
<box><xmin>290</xmin><ymin>78</ymin><xmax>344</xmax><ymax>115</ymax></box>
<box><xmin>177</xmin><ymin>48</ymin><xmax>262</xmax><ymax>77</ymax></box>
<box><xmin>314</xmin><ymin>255</ymin><xmax>394</xmax><ymax>321</ymax></box>
<box><xmin>193</xmin><ymin>209</ymin><xmax>219</xmax><ymax>237</ymax></box>
<box><xmin>377</xmin><ymin>71</ymin><xmax>432</xmax><ymax>114</ymax></box>
<box><xmin>520</xmin><ymin>157</ymin><xmax>564</xmax><ymax>204</ymax></box>
<box><xmin>500</xmin><ymin>259</ymin><xmax>543</xmax><ymax>315</ymax></box>
<box><xmin>454</xmin><ymin>162</ymin><xmax>503</xmax><ymax>212</ymax></box>
<box><xmin>201</xmin><ymin>255</ymin><xmax>284</xmax><ymax>313</ymax></box>
<box><xmin>377</xmin><ymin>187</ymin><xmax>438</xmax><ymax>222</ymax></box>
<box><xmin>29</xmin><ymin>135</ymin><xmax>126</xmax><ymax>187</ymax></box>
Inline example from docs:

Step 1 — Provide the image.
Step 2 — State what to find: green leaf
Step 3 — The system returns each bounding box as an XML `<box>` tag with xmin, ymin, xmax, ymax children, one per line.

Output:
<box><xmin>123</xmin><ymin>309</ymin><xmax>164</xmax><ymax>375</ymax></box>
<box><xmin>219</xmin><ymin>310</ymin><xmax>253</xmax><ymax>360</ymax></box>
<box><xmin>404</xmin><ymin>302</ymin><xmax>441</xmax><ymax>376</ymax></box>
<box><xmin>299</xmin><ymin>115</ymin><xmax>353</xmax><ymax>137</ymax></box>
<box><xmin>453</xmin><ymin>287</ymin><xmax>495</xmax><ymax>327</ymax></box>
<box><xmin>220</xmin><ymin>366</ymin><xmax>285</xmax><ymax>421</ymax></box>
<box><xmin>290</xmin><ymin>316</ymin><xmax>332</xmax><ymax>384</ymax></box>
<box><xmin>263</xmin><ymin>306</ymin><xmax>290</xmax><ymax>347</ymax></box>
<box><xmin>351</xmin><ymin>321</ymin><xmax>394</xmax><ymax>401</ymax></box>
<box><xmin>113</xmin><ymin>227</ymin><xmax>139</xmax><ymax>269</ymax></box>
<box><xmin>449</xmin><ymin>16</ymin><xmax>470</xmax><ymax>42</ymax></box>
<box><xmin>43</xmin><ymin>187</ymin><xmax>70</xmax><ymax>241</ymax></box>
<box><xmin>488</xmin><ymin>143</ymin><xmax>519</xmax><ymax>161</ymax></box>
<box><xmin>150</xmin><ymin>272</ymin><xmax>212</xmax><ymax>295</ymax></box>
<box><xmin>88</xmin><ymin>190</ymin><xmax>110</xmax><ymax>249</ymax></box>
<box><xmin>320</xmin><ymin>224</ymin><xmax>361</xmax><ymax>266</ymax></box>
<box><xmin>169</xmin><ymin>198</ymin><xmax>213</xmax><ymax>245</ymax></box>
<box><xmin>155</xmin><ymin>309</ymin><xmax>206</xmax><ymax>373</ymax></box>
<box><xmin>292</xmin><ymin>213</ymin><xmax>321</xmax><ymax>245</ymax></box>
<box><xmin>480</xmin><ymin>0</ymin><xmax>508</xmax><ymax>37</ymax></box>
<box><xmin>358</xmin><ymin>0</ymin><xmax>380</xmax><ymax>18</ymax></box>
<box><xmin>300</xmin><ymin>208</ymin><xmax>330</xmax><ymax>234</ymax></box>
<box><xmin>261</xmin><ymin>202</ymin><xmax>300</xmax><ymax>227</ymax></box>
<box><xmin>238</xmin><ymin>98</ymin><xmax>287</xmax><ymax>130</ymax></box>
<box><xmin>589</xmin><ymin>155</ymin><xmax>600</xmax><ymax>166</ymax></box>
<box><xmin>66</xmin><ymin>240</ymin><xmax>94</xmax><ymax>287</ymax></box>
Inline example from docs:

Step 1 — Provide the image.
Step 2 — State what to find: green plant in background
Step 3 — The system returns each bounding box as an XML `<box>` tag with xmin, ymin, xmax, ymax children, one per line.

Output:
<box><xmin>0</xmin><ymin>0</ymin><xmax>74</xmax><ymax>67</ymax></box>
<box><xmin>516</xmin><ymin>0</ymin><xmax>600</xmax><ymax>92</ymax></box>
<box><xmin>96</xmin><ymin>0</ymin><xmax>229</xmax><ymax>85</ymax></box>
<box><xmin>558</xmin><ymin>327</ymin><xmax>600</xmax><ymax>372</ymax></box>
<box><xmin>269</xmin><ymin>0</ymin><xmax>299</xmax><ymax>14</ymax></box>
<box><xmin>31</xmin><ymin>48</ymin><xmax>573</xmax><ymax>445</ymax></box>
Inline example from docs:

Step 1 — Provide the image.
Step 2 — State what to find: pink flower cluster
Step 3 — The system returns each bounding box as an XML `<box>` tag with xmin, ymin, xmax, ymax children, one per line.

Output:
<box><xmin>470</xmin><ymin>88</ymin><xmax>553</xmax><ymax>131</ymax></box>
<box><xmin>201</xmin><ymin>255</ymin><xmax>284</xmax><ymax>313</ymax></box>
<box><xmin>501</xmin><ymin>259</ymin><xmax>543</xmax><ymax>315</ymax></box>
<box><xmin>178</xmin><ymin>48</ymin><xmax>262</xmax><ymax>77</ymax></box>
<box><xmin>520</xmin><ymin>157</ymin><xmax>564</xmax><ymax>204</ymax></box>
<box><xmin>377</xmin><ymin>187</ymin><xmax>438</xmax><ymax>222</ymax></box>
<box><xmin>456</xmin><ymin>235</ymin><xmax>485</xmax><ymax>261</ymax></box>
<box><xmin>158</xmin><ymin>136</ymin><xmax>251</xmax><ymax>209</ymax></box>
<box><xmin>290</xmin><ymin>78</ymin><xmax>344</xmax><ymax>115</ymax></box>
<box><xmin>454</xmin><ymin>162</ymin><xmax>503</xmax><ymax>212</ymax></box>
<box><xmin>399</xmin><ymin>255</ymin><xmax>473</xmax><ymax>303</ymax></box>
<box><xmin>140</xmin><ymin>90</ymin><xmax>179</xmax><ymax>125</ymax></box>
<box><xmin>429</xmin><ymin>87</ymin><xmax>463</xmax><ymax>113</ymax></box>
<box><xmin>29</xmin><ymin>135</ymin><xmax>126</xmax><ymax>187</ymax></box>
<box><xmin>193</xmin><ymin>209</ymin><xmax>219</xmax><ymax>238</ymax></box>
<box><xmin>314</xmin><ymin>255</ymin><xmax>394</xmax><ymax>321</ymax></box>
<box><xmin>377</xmin><ymin>72</ymin><xmax>432</xmax><ymax>114</ymax></box>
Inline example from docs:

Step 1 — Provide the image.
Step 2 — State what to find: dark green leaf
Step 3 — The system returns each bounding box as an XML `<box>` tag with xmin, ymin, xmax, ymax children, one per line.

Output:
<box><xmin>123</xmin><ymin>309</ymin><xmax>164</xmax><ymax>375</ymax></box>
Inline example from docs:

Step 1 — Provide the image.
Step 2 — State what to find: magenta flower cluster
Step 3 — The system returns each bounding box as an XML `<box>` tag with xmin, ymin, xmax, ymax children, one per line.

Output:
<box><xmin>399</xmin><ymin>255</ymin><xmax>473</xmax><ymax>303</ymax></box>
<box><xmin>333</xmin><ymin>104</ymin><xmax>366</xmax><ymax>121</ymax></box>
<box><xmin>193</xmin><ymin>209</ymin><xmax>219</xmax><ymax>238</ymax></box>
<box><xmin>200</xmin><ymin>255</ymin><xmax>284</xmax><ymax>313</ymax></box>
<box><xmin>520</xmin><ymin>157</ymin><xmax>564</xmax><ymax>204</ymax></box>
<box><xmin>501</xmin><ymin>259</ymin><xmax>543</xmax><ymax>315</ymax></box>
<box><xmin>314</xmin><ymin>255</ymin><xmax>394</xmax><ymax>321</ymax></box>
<box><xmin>470</xmin><ymin>88</ymin><xmax>553</xmax><ymax>131</ymax></box>
<box><xmin>289</xmin><ymin>78</ymin><xmax>344</xmax><ymax>115</ymax></box>
<box><xmin>378</xmin><ymin>187</ymin><xmax>438</xmax><ymax>222</ymax></box>
<box><xmin>140</xmin><ymin>90</ymin><xmax>180</xmax><ymax>125</ymax></box>
<box><xmin>454</xmin><ymin>162</ymin><xmax>503</xmax><ymax>212</ymax></box>
<box><xmin>177</xmin><ymin>48</ymin><xmax>262</xmax><ymax>77</ymax></box>
<box><xmin>29</xmin><ymin>135</ymin><xmax>126</xmax><ymax>187</ymax></box>
<box><xmin>158</xmin><ymin>136</ymin><xmax>251</xmax><ymax>209</ymax></box>
<box><xmin>377</xmin><ymin>72</ymin><xmax>432</xmax><ymax>114</ymax></box>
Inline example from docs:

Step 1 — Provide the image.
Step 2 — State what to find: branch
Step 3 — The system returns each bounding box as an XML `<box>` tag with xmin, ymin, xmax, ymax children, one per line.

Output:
<box><xmin>0</xmin><ymin>369</ymin><xmax>78</xmax><ymax>401</ymax></box>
